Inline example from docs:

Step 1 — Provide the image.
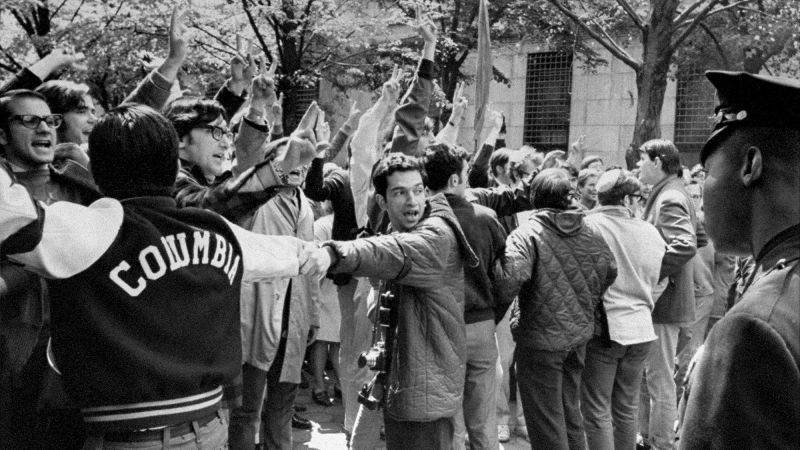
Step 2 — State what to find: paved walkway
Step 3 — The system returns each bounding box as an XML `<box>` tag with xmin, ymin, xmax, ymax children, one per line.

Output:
<box><xmin>291</xmin><ymin>384</ymin><xmax>531</xmax><ymax>449</ymax></box>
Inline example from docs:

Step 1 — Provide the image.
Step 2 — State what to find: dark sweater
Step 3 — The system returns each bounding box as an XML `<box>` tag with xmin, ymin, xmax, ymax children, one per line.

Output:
<box><xmin>445</xmin><ymin>193</ymin><xmax>508</xmax><ymax>324</ymax></box>
<box><xmin>303</xmin><ymin>162</ymin><xmax>358</xmax><ymax>241</ymax></box>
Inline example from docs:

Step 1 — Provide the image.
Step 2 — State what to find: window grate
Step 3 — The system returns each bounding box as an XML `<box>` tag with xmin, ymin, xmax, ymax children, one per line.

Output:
<box><xmin>523</xmin><ymin>52</ymin><xmax>573</xmax><ymax>151</ymax></box>
<box><xmin>287</xmin><ymin>82</ymin><xmax>320</xmax><ymax>130</ymax></box>
<box><xmin>674</xmin><ymin>70</ymin><xmax>716</xmax><ymax>162</ymax></box>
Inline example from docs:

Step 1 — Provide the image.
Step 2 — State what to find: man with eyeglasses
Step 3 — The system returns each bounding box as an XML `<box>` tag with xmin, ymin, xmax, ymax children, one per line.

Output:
<box><xmin>0</xmin><ymin>89</ymin><xmax>101</xmax><ymax>448</ymax></box>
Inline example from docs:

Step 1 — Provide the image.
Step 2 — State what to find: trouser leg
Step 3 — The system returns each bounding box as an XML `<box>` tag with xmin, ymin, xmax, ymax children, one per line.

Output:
<box><xmin>229</xmin><ymin>364</ymin><xmax>269</xmax><ymax>450</ymax></box>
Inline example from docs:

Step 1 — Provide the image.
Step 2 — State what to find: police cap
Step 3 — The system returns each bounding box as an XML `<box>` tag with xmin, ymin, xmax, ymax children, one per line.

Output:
<box><xmin>701</xmin><ymin>71</ymin><xmax>800</xmax><ymax>164</ymax></box>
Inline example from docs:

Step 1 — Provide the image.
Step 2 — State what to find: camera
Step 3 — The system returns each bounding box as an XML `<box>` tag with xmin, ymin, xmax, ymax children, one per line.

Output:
<box><xmin>356</xmin><ymin>290</ymin><xmax>396</xmax><ymax>410</ymax></box>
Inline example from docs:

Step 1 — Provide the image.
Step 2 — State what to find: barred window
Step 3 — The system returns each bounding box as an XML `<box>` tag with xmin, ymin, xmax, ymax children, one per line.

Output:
<box><xmin>523</xmin><ymin>52</ymin><xmax>573</xmax><ymax>151</ymax></box>
<box><xmin>674</xmin><ymin>69</ymin><xmax>716</xmax><ymax>164</ymax></box>
<box><xmin>287</xmin><ymin>82</ymin><xmax>320</xmax><ymax>130</ymax></box>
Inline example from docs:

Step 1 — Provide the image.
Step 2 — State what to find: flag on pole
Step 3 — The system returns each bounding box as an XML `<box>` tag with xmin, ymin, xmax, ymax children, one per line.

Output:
<box><xmin>474</xmin><ymin>0</ymin><xmax>492</xmax><ymax>148</ymax></box>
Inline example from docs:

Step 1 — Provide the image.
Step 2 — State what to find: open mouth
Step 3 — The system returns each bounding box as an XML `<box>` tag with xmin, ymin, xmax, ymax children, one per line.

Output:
<box><xmin>403</xmin><ymin>210</ymin><xmax>419</xmax><ymax>221</ymax></box>
<box><xmin>31</xmin><ymin>139</ymin><xmax>52</xmax><ymax>150</ymax></box>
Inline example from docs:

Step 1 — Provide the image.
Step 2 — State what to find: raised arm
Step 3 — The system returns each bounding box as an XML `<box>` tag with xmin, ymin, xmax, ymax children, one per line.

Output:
<box><xmin>232</xmin><ymin>58</ymin><xmax>279</xmax><ymax>176</ymax></box>
<box><xmin>468</xmin><ymin>109</ymin><xmax>504</xmax><ymax>188</ymax></box>
<box><xmin>349</xmin><ymin>68</ymin><xmax>402</xmax><ymax>227</ymax></box>
<box><xmin>122</xmin><ymin>4</ymin><xmax>189</xmax><ymax>109</ymax></box>
<box><xmin>326</xmin><ymin>101</ymin><xmax>361</xmax><ymax>166</ymax></box>
<box><xmin>436</xmin><ymin>82</ymin><xmax>467</xmax><ymax>146</ymax></box>
<box><xmin>173</xmin><ymin>132</ymin><xmax>316</xmax><ymax>221</ymax></box>
<box><xmin>0</xmin><ymin>48</ymin><xmax>85</xmax><ymax>95</ymax></box>
<box><xmin>389</xmin><ymin>7</ymin><xmax>437</xmax><ymax>156</ymax></box>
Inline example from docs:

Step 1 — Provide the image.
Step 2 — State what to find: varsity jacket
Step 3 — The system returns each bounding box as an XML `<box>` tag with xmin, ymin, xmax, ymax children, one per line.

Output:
<box><xmin>0</xmin><ymin>166</ymin><xmax>307</xmax><ymax>432</ymax></box>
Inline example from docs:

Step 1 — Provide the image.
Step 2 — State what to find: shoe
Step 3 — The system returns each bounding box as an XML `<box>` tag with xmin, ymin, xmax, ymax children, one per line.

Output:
<box><xmin>498</xmin><ymin>424</ymin><xmax>510</xmax><ymax>443</ymax></box>
<box><xmin>636</xmin><ymin>434</ymin><xmax>652</xmax><ymax>450</ymax></box>
<box><xmin>292</xmin><ymin>413</ymin><xmax>313</xmax><ymax>430</ymax></box>
<box><xmin>515</xmin><ymin>425</ymin><xmax>529</xmax><ymax>441</ymax></box>
<box><xmin>312</xmin><ymin>389</ymin><xmax>333</xmax><ymax>406</ymax></box>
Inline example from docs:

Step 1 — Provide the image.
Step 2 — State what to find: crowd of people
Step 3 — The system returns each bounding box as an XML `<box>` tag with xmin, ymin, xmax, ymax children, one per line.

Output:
<box><xmin>0</xmin><ymin>4</ymin><xmax>798</xmax><ymax>450</ymax></box>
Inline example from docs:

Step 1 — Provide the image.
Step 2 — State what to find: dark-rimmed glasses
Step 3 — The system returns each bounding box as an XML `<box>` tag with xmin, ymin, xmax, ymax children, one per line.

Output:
<box><xmin>10</xmin><ymin>114</ymin><xmax>63</xmax><ymax>129</ymax></box>
<box><xmin>197</xmin><ymin>124</ymin><xmax>233</xmax><ymax>141</ymax></box>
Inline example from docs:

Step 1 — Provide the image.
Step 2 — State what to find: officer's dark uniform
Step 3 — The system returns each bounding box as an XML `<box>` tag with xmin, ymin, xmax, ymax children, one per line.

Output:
<box><xmin>678</xmin><ymin>72</ymin><xmax>800</xmax><ymax>449</ymax></box>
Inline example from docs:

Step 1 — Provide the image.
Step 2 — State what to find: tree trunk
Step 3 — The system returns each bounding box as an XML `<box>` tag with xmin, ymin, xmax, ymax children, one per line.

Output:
<box><xmin>625</xmin><ymin>0</ymin><xmax>678</xmax><ymax>169</ymax></box>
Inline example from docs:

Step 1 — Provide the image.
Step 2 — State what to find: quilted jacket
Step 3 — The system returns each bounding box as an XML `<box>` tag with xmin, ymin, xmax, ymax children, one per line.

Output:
<box><xmin>326</xmin><ymin>194</ymin><xmax>478</xmax><ymax>421</ymax></box>
<box><xmin>496</xmin><ymin>209</ymin><xmax>617</xmax><ymax>351</ymax></box>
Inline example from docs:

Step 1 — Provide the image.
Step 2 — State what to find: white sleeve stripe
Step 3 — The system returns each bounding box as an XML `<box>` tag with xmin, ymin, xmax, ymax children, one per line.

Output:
<box><xmin>11</xmin><ymin>198</ymin><xmax>124</xmax><ymax>279</ymax></box>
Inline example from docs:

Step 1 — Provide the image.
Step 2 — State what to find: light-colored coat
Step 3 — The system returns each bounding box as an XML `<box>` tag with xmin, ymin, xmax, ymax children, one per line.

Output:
<box><xmin>240</xmin><ymin>188</ymin><xmax>319</xmax><ymax>383</ymax></box>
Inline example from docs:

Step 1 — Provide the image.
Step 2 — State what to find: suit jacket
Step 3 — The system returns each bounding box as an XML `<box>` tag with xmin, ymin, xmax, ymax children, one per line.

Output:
<box><xmin>643</xmin><ymin>176</ymin><xmax>698</xmax><ymax>324</ymax></box>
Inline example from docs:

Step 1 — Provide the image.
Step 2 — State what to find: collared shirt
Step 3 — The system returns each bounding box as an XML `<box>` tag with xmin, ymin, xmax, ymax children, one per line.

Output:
<box><xmin>586</xmin><ymin>205</ymin><xmax>666</xmax><ymax>345</ymax></box>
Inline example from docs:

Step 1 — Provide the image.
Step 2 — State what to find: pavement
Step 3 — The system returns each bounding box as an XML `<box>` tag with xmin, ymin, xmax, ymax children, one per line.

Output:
<box><xmin>290</xmin><ymin>383</ymin><xmax>532</xmax><ymax>449</ymax></box>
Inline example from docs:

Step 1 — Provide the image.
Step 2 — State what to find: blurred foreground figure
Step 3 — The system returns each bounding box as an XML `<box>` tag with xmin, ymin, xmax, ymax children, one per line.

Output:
<box><xmin>678</xmin><ymin>72</ymin><xmax>800</xmax><ymax>449</ymax></box>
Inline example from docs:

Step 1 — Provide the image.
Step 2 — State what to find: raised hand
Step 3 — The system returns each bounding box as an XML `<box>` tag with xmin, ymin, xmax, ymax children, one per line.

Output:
<box><xmin>344</xmin><ymin>100</ymin><xmax>362</xmax><ymax>129</ymax></box>
<box><xmin>46</xmin><ymin>47</ymin><xmax>87</xmax><ymax>72</ymax></box>
<box><xmin>269</xmin><ymin>93</ymin><xmax>284</xmax><ymax>127</ymax></box>
<box><xmin>488</xmin><ymin>108</ymin><xmax>504</xmax><ymax>130</ymax></box>
<box><xmin>570</xmin><ymin>135</ymin><xmax>586</xmax><ymax>154</ymax></box>
<box><xmin>450</xmin><ymin>81</ymin><xmax>468</xmax><ymax>124</ymax></box>
<box><xmin>381</xmin><ymin>64</ymin><xmax>403</xmax><ymax>104</ymax></box>
<box><xmin>414</xmin><ymin>4</ymin><xmax>437</xmax><ymax>45</ymax></box>
<box><xmin>250</xmin><ymin>57</ymin><xmax>278</xmax><ymax>110</ymax></box>
<box><xmin>296</xmin><ymin>101</ymin><xmax>320</xmax><ymax>133</ymax></box>
<box><xmin>315</xmin><ymin>110</ymin><xmax>331</xmax><ymax>143</ymax></box>
<box><xmin>168</xmin><ymin>2</ymin><xmax>190</xmax><ymax>65</ymax></box>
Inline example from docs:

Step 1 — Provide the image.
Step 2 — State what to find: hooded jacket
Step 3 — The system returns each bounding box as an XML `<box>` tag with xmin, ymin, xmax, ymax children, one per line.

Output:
<box><xmin>497</xmin><ymin>209</ymin><xmax>617</xmax><ymax>351</ymax></box>
<box><xmin>326</xmin><ymin>193</ymin><xmax>478</xmax><ymax>421</ymax></box>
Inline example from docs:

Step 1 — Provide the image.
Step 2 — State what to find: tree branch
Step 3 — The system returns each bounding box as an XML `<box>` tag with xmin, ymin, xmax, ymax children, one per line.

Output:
<box><xmin>242</xmin><ymin>0</ymin><xmax>275</xmax><ymax>63</ymax></box>
<box><xmin>298</xmin><ymin>0</ymin><xmax>316</xmax><ymax>52</ymax></box>
<box><xmin>544</xmin><ymin>0</ymin><xmax>641</xmax><ymax>71</ymax></box>
<box><xmin>0</xmin><ymin>44</ymin><xmax>23</xmax><ymax>72</ymax></box>
<box><xmin>69</xmin><ymin>0</ymin><xmax>87</xmax><ymax>23</ymax></box>
<box><xmin>192</xmin><ymin>23</ymin><xmax>238</xmax><ymax>54</ymax></box>
<box><xmin>668</xmin><ymin>0</ymin><xmax>725</xmax><ymax>55</ymax></box>
<box><xmin>194</xmin><ymin>40</ymin><xmax>235</xmax><ymax>65</ymax></box>
<box><xmin>698</xmin><ymin>22</ymin><xmax>730</xmax><ymax>69</ymax></box>
<box><xmin>673</xmin><ymin>0</ymin><xmax>710</xmax><ymax>26</ymax></box>
<box><xmin>696</xmin><ymin>0</ymin><xmax>755</xmax><ymax>21</ymax></box>
<box><xmin>52</xmin><ymin>0</ymin><xmax>70</xmax><ymax>18</ymax></box>
<box><xmin>614</xmin><ymin>0</ymin><xmax>644</xmax><ymax>31</ymax></box>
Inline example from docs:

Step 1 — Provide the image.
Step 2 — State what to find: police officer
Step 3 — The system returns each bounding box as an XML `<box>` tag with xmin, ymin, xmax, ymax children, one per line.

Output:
<box><xmin>678</xmin><ymin>71</ymin><xmax>800</xmax><ymax>448</ymax></box>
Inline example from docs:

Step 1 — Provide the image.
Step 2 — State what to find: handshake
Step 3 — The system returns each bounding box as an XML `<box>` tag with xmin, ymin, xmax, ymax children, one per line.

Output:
<box><xmin>298</xmin><ymin>242</ymin><xmax>336</xmax><ymax>278</ymax></box>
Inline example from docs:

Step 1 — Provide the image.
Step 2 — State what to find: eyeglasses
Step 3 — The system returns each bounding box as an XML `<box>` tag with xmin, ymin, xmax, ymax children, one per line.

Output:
<box><xmin>10</xmin><ymin>114</ymin><xmax>63</xmax><ymax>129</ymax></box>
<box><xmin>197</xmin><ymin>124</ymin><xmax>233</xmax><ymax>141</ymax></box>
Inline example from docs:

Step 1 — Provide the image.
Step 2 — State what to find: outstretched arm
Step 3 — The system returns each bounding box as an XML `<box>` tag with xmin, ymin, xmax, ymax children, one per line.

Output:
<box><xmin>0</xmin><ymin>164</ymin><xmax>327</xmax><ymax>281</ymax></box>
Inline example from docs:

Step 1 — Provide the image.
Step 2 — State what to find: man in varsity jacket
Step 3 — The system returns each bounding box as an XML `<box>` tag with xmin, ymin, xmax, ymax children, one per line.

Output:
<box><xmin>0</xmin><ymin>104</ymin><xmax>332</xmax><ymax>447</ymax></box>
